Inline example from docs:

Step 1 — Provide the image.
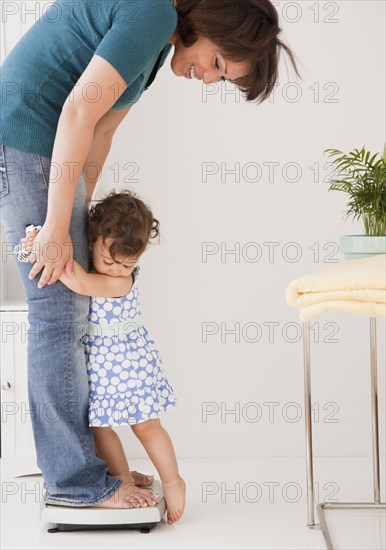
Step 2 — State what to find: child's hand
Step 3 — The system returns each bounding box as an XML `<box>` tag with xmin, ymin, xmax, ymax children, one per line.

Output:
<box><xmin>20</xmin><ymin>229</ymin><xmax>40</xmax><ymax>258</ymax></box>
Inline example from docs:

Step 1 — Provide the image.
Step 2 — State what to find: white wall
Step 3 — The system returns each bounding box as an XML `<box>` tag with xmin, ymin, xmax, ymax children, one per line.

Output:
<box><xmin>1</xmin><ymin>1</ymin><xmax>385</xmax><ymax>459</ymax></box>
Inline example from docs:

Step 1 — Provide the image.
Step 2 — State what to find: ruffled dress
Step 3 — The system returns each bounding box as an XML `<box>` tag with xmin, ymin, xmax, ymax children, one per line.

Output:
<box><xmin>81</xmin><ymin>266</ymin><xmax>177</xmax><ymax>426</ymax></box>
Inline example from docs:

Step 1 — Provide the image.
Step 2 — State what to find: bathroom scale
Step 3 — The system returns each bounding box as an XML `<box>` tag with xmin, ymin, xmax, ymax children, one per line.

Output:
<box><xmin>40</xmin><ymin>480</ymin><xmax>165</xmax><ymax>533</ymax></box>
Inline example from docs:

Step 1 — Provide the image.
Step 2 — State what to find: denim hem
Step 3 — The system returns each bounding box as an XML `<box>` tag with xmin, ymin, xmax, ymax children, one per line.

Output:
<box><xmin>44</xmin><ymin>478</ymin><xmax>124</xmax><ymax>507</ymax></box>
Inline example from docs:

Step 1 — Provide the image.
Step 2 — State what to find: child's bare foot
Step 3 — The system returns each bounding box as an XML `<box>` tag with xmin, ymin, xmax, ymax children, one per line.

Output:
<box><xmin>92</xmin><ymin>481</ymin><xmax>160</xmax><ymax>509</ymax></box>
<box><xmin>107</xmin><ymin>470</ymin><xmax>154</xmax><ymax>487</ymax></box>
<box><xmin>131</xmin><ymin>471</ymin><xmax>154</xmax><ymax>486</ymax></box>
<box><xmin>162</xmin><ymin>475</ymin><xmax>186</xmax><ymax>525</ymax></box>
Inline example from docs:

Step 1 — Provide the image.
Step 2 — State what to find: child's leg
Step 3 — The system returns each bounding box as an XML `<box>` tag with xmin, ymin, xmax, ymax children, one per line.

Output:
<box><xmin>92</xmin><ymin>427</ymin><xmax>133</xmax><ymax>482</ymax></box>
<box><xmin>130</xmin><ymin>419</ymin><xmax>186</xmax><ymax>525</ymax></box>
<box><xmin>92</xmin><ymin>427</ymin><xmax>159</xmax><ymax>508</ymax></box>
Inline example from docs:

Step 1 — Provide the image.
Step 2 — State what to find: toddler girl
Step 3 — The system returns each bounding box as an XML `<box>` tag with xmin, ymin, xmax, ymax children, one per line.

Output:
<box><xmin>16</xmin><ymin>189</ymin><xmax>186</xmax><ymax>525</ymax></box>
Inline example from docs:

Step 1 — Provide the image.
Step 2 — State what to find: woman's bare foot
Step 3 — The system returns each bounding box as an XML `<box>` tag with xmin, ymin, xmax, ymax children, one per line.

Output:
<box><xmin>162</xmin><ymin>475</ymin><xmax>186</xmax><ymax>525</ymax></box>
<box><xmin>92</xmin><ymin>481</ymin><xmax>160</xmax><ymax>509</ymax></box>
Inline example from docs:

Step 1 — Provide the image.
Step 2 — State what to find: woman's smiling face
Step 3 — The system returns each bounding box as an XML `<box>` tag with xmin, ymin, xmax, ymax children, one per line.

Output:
<box><xmin>168</xmin><ymin>33</ymin><xmax>251</xmax><ymax>85</ymax></box>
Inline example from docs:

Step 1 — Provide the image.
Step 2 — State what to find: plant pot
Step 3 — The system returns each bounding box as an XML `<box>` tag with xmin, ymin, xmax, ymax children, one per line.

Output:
<box><xmin>340</xmin><ymin>235</ymin><xmax>386</xmax><ymax>260</ymax></box>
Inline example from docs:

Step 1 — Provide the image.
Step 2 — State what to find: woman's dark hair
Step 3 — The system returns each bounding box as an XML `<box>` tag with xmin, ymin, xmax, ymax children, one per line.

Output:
<box><xmin>87</xmin><ymin>189</ymin><xmax>160</xmax><ymax>261</ymax></box>
<box><xmin>175</xmin><ymin>0</ymin><xmax>301</xmax><ymax>103</ymax></box>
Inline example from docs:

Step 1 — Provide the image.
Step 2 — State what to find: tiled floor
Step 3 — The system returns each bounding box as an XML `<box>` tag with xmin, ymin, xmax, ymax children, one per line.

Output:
<box><xmin>1</xmin><ymin>457</ymin><xmax>385</xmax><ymax>549</ymax></box>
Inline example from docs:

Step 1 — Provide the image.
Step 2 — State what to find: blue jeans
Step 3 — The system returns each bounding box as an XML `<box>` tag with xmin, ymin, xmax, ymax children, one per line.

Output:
<box><xmin>0</xmin><ymin>144</ymin><xmax>124</xmax><ymax>506</ymax></box>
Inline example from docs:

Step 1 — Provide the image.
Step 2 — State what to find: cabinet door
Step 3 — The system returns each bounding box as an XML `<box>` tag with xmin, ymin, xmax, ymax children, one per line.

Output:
<box><xmin>1</xmin><ymin>310</ymin><xmax>40</xmax><ymax>475</ymax></box>
<box><xmin>1</xmin><ymin>310</ymin><xmax>16</xmax><ymax>458</ymax></box>
<box><xmin>14</xmin><ymin>312</ymin><xmax>39</xmax><ymax>461</ymax></box>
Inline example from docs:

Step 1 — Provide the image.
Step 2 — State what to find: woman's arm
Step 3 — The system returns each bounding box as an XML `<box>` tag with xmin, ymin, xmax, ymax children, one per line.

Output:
<box><xmin>83</xmin><ymin>132</ymin><xmax>113</xmax><ymax>207</ymax></box>
<box><xmin>46</xmin><ymin>56</ymin><xmax>129</xmax><ymax>228</ymax></box>
<box><xmin>83</xmin><ymin>107</ymin><xmax>132</xmax><ymax>205</ymax></box>
<box><xmin>59</xmin><ymin>261</ymin><xmax>134</xmax><ymax>298</ymax></box>
<box><xmin>29</xmin><ymin>55</ymin><xmax>129</xmax><ymax>288</ymax></box>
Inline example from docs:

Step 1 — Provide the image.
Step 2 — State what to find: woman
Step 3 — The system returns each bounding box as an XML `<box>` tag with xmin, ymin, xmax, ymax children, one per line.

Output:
<box><xmin>0</xmin><ymin>0</ymin><xmax>299</xmax><ymax>509</ymax></box>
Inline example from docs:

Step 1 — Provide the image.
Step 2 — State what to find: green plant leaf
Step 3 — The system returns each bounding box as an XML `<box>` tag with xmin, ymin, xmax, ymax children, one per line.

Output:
<box><xmin>324</xmin><ymin>144</ymin><xmax>386</xmax><ymax>235</ymax></box>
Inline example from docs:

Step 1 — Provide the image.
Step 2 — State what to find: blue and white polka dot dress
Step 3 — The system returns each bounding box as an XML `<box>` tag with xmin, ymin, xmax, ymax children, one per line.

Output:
<box><xmin>81</xmin><ymin>266</ymin><xmax>177</xmax><ymax>427</ymax></box>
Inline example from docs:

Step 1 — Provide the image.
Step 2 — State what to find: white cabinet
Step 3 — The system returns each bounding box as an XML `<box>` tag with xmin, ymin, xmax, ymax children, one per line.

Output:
<box><xmin>1</xmin><ymin>224</ymin><xmax>41</xmax><ymax>477</ymax></box>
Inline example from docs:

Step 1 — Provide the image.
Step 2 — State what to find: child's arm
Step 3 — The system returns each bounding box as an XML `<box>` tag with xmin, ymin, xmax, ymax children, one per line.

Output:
<box><xmin>59</xmin><ymin>262</ymin><xmax>134</xmax><ymax>298</ymax></box>
<box><xmin>20</xmin><ymin>229</ymin><xmax>133</xmax><ymax>298</ymax></box>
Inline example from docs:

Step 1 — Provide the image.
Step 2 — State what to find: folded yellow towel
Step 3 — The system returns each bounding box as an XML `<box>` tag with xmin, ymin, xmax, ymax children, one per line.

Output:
<box><xmin>285</xmin><ymin>254</ymin><xmax>386</xmax><ymax>321</ymax></box>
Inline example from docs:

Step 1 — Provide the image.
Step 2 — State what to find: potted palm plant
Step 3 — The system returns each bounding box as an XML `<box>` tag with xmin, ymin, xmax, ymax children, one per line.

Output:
<box><xmin>324</xmin><ymin>144</ymin><xmax>386</xmax><ymax>259</ymax></box>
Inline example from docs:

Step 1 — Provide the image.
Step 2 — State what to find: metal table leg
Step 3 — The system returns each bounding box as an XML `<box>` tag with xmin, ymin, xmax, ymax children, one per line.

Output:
<box><xmin>303</xmin><ymin>317</ymin><xmax>386</xmax><ymax>549</ymax></box>
<box><xmin>303</xmin><ymin>319</ymin><xmax>321</xmax><ymax>529</ymax></box>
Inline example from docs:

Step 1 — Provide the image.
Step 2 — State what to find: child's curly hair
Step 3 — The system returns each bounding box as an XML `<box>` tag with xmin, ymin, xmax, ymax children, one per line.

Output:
<box><xmin>86</xmin><ymin>189</ymin><xmax>160</xmax><ymax>261</ymax></box>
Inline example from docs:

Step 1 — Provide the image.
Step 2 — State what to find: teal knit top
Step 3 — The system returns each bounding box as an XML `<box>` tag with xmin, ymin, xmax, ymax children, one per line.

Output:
<box><xmin>0</xmin><ymin>0</ymin><xmax>177</xmax><ymax>158</ymax></box>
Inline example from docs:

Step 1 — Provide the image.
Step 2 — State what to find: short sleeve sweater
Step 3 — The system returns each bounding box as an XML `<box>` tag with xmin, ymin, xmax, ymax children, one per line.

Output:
<box><xmin>0</xmin><ymin>0</ymin><xmax>177</xmax><ymax>158</ymax></box>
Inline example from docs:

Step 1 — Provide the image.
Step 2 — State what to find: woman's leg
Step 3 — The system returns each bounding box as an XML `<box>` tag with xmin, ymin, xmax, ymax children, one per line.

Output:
<box><xmin>0</xmin><ymin>144</ymin><xmax>122</xmax><ymax>506</ymax></box>
<box><xmin>131</xmin><ymin>418</ymin><xmax>186</xmax><ymax>524</ymax></box>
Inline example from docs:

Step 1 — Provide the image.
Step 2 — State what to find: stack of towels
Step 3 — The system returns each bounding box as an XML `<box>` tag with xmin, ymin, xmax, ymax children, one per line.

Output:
<box><xmin>285</xmin><ymin>254</ymin><xmax>386</xmax><ymax>321</ymax></box>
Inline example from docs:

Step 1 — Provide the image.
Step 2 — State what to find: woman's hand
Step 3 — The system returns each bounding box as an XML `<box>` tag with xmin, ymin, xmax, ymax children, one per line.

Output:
<box><xmin>27</xmin><ymin>224</ymin><xmax>75</xmax><ymax>288</ymax></box>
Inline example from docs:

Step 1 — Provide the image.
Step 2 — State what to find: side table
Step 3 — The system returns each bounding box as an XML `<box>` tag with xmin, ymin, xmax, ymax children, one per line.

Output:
<box><xmin>302</xmin><ymin>316</ymin><xmax>385</xmax><ymax>549</ymax></box>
